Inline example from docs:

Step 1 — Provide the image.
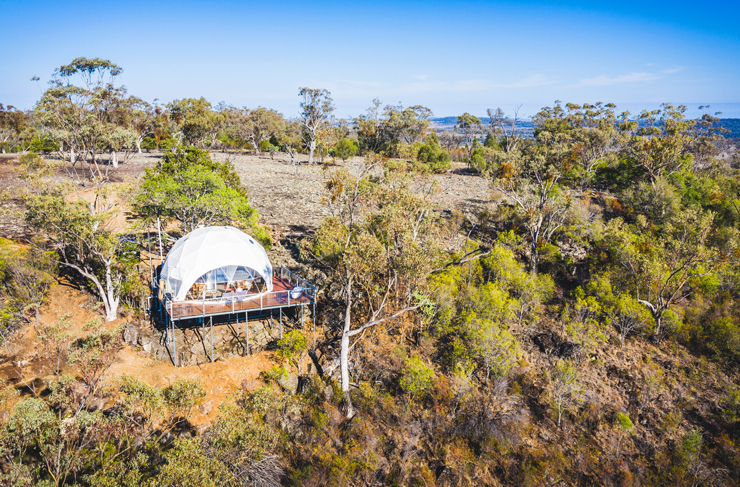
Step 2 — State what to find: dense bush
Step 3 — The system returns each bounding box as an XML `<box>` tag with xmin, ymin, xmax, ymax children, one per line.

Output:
<box><xmin>416</xmin><ymin>131</ymin><xmax>451</xmax><ymax>172</ymax></box>
<box><xmin>333</xmin><ymin>138</ymin><xmax>358</xmax><ymax>161</ymax></box>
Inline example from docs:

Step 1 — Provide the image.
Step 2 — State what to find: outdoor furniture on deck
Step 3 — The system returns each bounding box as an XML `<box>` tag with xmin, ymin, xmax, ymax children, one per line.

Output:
<box><xmin>290</xmin><ymin>287</ymin><xmax>304</xmax><ymax>299</ymax></box>
<box><xmin>236</xmin><ymin>290</ymin><xmax>247</xmax><ymax>300</ymax></box>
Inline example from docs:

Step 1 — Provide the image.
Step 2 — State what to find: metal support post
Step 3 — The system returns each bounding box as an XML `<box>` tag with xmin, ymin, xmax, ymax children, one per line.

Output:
<box><xmin>313</xmin><ymin>302</ymin><xmax>316</xmax><ymax>333</ymax></box>
<box><xmin>172</xmin><ymin>317</ymin><xmax>177</xmax><ymax>367</ymax></box>
<box><xmin>279</xmin><ymin>307</ymin><xmax>283</xmax><ymax>339</ymax></box>
<box><xmin>246</xmin><ymin>311</ymin><xmax>250</xmax><ymax>355</ymax></box>
<box><xmin>210</xmin><ymin>316</ymin><xmax>214</xmax><ymax>362</ymax></box>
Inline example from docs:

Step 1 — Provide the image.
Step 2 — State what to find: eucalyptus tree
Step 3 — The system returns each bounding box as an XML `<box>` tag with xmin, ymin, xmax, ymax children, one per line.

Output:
<box><xmin>0</xmin><ymin>103</ymin><xmax>27</xmax><ymax>153</ymax></box>
<box><xmin>133</xmin><ymin>147</ymin><xmax>269</xmax><ymax>245</ymax></box>
<box><xmin>492</xmin><ymin>141</ymin><xmax>582</xmax><ymax>274</ymax></box>
<box><xmin>36</xmin><ymin>57</ymin><xmax>125</xmax><ymax>169</ymax></box>
<box><xmin>354</xmin><ymin>98</ymin><xmax>384</xmax><ymax>153</ymax></box>
<box><xmin>455</xmin><ymin>112</ymin><xmax>483</xmax><ymax>158</ymax></box>
<box><xmin>275</xmin><ymin>119</ymin><xmax>303</xmax><ymax>175</ymax></box>
<box><xmin>486</xmin><ymin>106</ymin><xmax>523</xmax><ymax>153</ymax></box>
<box><xmin>353</xmin><ymin>100</ymin><xmax>432</xmax><ymax>156</ymax></box>
<box><xmin>620</xmin><ymin>103</ymin><xmax>723</xmax><ymax>185</ymax></box>
<box><xmin>224</xmin><ymin>106</ymin><xmax>284</xmax><ymax>154</ymax></box>
<box><xmin>100</xmin><ymin>94</ymin><xmax>146</xmax><ymax>167</ymax></box>
<box><xmin>607</xmin><ymin>209</ymin><xmax>734</xmax><ymax>339</ymax></box>
<box><xmin>381</xmin><ymin>103</ymin><xmax>433</xmax><ymax>146</ymax></box>
<box><xmin>120</xmin><ymin>96</ymin><xmax>155</xmax><ymax>154</ymax></box>
<box><xmin>298</xmin><ymin>87</ymin><xmax>334</xmax><ymax>164</ymax></box>
<box><xmin>307</xmin><ymin>159</ymin><xmax>446</xmax><ymax>416</ymax></box>
<box><xmin>166</xmin><ymin>97</ymin><xmax>225</xmax><ymax>148</ymax></box>
<box><xmin>532</xmin><ymin>101</ymin><xmax>621</xmax><ymax>188</ymax></box>
<box><xmin>24</xmin><ymin>183</ymin><xmax>135</xmax><ymax>321</ymax></box>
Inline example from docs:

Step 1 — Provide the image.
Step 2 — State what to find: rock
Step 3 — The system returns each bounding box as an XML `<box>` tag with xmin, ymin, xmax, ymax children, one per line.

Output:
<box><xmin>278</xmin><ymin>371</ymin><xmax>299</xmax><ymax>394</ymax></box>
<box><xmin>142</xmin><ymin>341</ymin><xmax>152</xmax><ymax>353</ymax></box>
<box><xmin>324</xmin><ymin>384</ymin><xmax>334</xmax><ymax>402</ymax></box>
<box><xmin>123</xmin><ymin>322</ymin><xmax>138</xmax><ymax>345</ymax></box>
<box><xmin>190</xmin><ymin>342</ymin><xmax>205</xmax><ymax>355</ymax></box>
<box><xmin>198</xmin><ymin>400</ymin><xmax>213</xmax><ymax>415</ymax></box>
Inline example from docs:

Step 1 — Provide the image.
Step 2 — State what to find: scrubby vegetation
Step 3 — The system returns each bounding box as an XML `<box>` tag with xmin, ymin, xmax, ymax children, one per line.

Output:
<box><xmin>1</xmin><ymin>58</ymin><xmax>740</xmax><ymax>485</ymax></box>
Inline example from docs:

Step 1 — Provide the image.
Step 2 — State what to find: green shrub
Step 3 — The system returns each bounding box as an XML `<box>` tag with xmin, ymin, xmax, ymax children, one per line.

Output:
<box><xmin>161</xmin><ymin>379</ymin><xmax>206</xmax><ymax>418</ymax></box>
<box><xmin>417</xmin><ymin>133</ymin><xmax>451</xmax><ymax>173</ymax></box>
<box><xmin>399</xmin><ymin>355</ymin><xmax>435</xmax><ymax>398</ymax></box>
<box><xmin>277</xmin><ymin>330</ymin><xmax>308</xmax><ymax>373</ymax></box>
<box><xmin>262</xmin><ymin>365</ymin><xmax>289</xmax><ymax>384</ymax></box>
<box><xmin>334</xmin><ymin>138</ymin><xmax>358</xmax><ymax>161</ymax></box>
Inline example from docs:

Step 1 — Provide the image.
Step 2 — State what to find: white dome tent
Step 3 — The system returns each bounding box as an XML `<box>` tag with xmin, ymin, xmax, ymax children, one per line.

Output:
<box><xmin>160</xmin><ymin>226</ymin><xmax>273</xmax><ymax>302</ymax></box>
<box><xmin>153</xmin><ymin>225</ymin><xmax>317</xmax><ymax>367</ymax></box>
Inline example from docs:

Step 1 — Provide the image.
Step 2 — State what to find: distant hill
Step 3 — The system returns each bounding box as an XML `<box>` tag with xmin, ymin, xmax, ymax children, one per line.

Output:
<box><xmin>431</xmin><ymin>117</ymin><xmax>535</xmax><ymax>137</ymax></box>
<box><xmin>718</xmin><ymin>119</ymin><xmax>740</xmax><ymax>138</ymax></box>
<box><xmin>431</xmin><ymin>117</ymin><xmax>740</xmax><ymax>139</ymax></box>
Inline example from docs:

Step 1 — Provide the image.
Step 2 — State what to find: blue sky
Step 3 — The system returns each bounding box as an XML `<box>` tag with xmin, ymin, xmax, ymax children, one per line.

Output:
<box><xmin>1</xmin><ymin>0</ymin><xmax>739</xmax><ymax>118</ymax></box>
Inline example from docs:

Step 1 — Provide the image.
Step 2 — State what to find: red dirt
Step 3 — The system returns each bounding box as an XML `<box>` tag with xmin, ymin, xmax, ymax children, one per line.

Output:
<box><xmin>0</xmin><ymin>281</ymin><xmax>277</xmax><ymax>427</ymax></box>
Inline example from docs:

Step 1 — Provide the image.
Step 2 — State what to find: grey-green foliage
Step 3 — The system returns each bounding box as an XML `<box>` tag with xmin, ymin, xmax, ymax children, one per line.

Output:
<box><xmin>0</xmin><ymin>239</ymin><xmax>58</xmax><ymax>341</ymax></box>
<box><xmin>0</xmin><ymin>375</ymin><xmax>208</xmax><ymax>486</ymax></box>
<box><xmin>201</xmin><ymin>387</ymin><xmax>293</xmax><ymax>485</ymax></box>
<box><xmin>276</xmin><ymin>330</ymin><xmax>308</xmax><ymax>374</ymax></box>
<box><xmin>622</xmin><ymin>177</ymin><xmax>681</xmax><ymax>225</ymax></box>
<box><xmin>416</xmin><ymin>131</ymin><xmax>451</xmax><ymax>173</ymax></box>
<box><xmin>1</xmin><ymin>397</ymin><xmax>107</xmax><ymax>486</ymax></box>
<box><xmin>548</xmin><ymin>359</ymin><xmax>585</xmax><ymax>427</ymax></box>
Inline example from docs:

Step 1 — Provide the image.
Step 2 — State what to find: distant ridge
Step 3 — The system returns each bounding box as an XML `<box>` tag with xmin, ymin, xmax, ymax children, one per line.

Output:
<box><xmin>431</xmin><ymin>117</ymin><xmax>740</xmax><ymax>139</ymax></box>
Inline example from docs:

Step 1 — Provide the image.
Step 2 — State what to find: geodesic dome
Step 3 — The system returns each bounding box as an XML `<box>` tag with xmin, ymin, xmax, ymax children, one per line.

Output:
<box><xmin>160</xmin><ymin>226</ymin><xmax>272</xmax><ymax>301</ymax></box>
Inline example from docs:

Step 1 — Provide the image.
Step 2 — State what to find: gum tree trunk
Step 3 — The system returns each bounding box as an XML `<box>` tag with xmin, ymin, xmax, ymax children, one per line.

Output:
<box><xmin>340</xmin><ymin>277</ymin><xmax>354</xmax><ymax>418</ymax></box>
<box><xmin>308</xmin><ymin>139</ymin><xmax>316</xmax><ymax>164</ymax></box>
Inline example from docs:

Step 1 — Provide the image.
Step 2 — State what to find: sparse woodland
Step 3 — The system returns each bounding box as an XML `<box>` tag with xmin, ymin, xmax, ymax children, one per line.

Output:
<box><xmin>1</xmin><ymin>58</ymin><xmax>740</xmax><ymax>486</ymax></box>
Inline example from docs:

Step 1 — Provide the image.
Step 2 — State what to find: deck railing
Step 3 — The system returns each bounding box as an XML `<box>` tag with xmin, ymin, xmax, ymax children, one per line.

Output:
<box><xmin>160</xmin><ymin>266</ymin><xmax>315</xmax><ymax>320</ymax></box>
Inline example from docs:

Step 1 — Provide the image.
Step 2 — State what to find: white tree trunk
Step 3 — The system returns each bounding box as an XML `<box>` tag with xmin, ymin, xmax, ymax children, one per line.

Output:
<box><xmin>104</xmin><ymin>267</ymin><xmax>119</xmax><ymax>322</ymax></box>
<box><xmin>105</xmin><ymin>288</ymin><xmax>119</xmax><ymax>321</ymax></box>
<box><xmin>70</xmin><ymin>146</ymin><xmax>76</xmax><ymax>163</ymax></box>
<box><xmin>308</xmin><ymin>139</ymin><xmax>316</xmax><ymax>164</ymax></box>
<box><xmin>111</xmin><ymin>151</ymin><xmax>118</xmax><ymax>168</ymax></box>
<box><xmin>340</xmin><ymin>278</ymin><xmax>354</xmax><ymax>418</ymax></box>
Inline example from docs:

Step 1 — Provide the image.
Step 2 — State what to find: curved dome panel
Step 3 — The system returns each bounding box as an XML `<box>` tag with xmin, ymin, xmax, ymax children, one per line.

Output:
<box><xmin>160</xmin><ymin>226</ymin><xmax>272</xmax><ymax>301</ymax></box>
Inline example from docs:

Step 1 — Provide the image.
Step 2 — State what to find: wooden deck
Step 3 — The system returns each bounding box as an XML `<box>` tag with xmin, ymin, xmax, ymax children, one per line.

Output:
<box><xmin>165</xmin><ymin>276</ymin><xmax>313</xmax><ymax>320</ymax></box>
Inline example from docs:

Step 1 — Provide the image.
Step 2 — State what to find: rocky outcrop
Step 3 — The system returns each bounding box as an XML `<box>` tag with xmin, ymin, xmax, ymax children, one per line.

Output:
<box><xmin>131</xmin><ymin>316</ymin><xmax>292</xmax><ymax>366</ymax></box>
